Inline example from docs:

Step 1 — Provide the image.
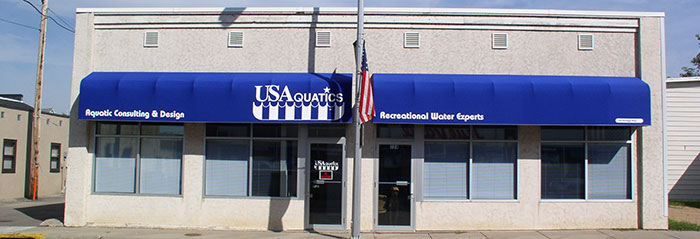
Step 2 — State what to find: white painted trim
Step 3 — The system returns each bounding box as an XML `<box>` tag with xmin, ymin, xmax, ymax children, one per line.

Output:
<box><xmin>93</xmin><ymin>24</ymin><xmax>639</xmax><ymax>33</ymax></box>
<box><xmin>666</xmin><ymin>77</ymin><xmax>700</xmax><ymax>83</ymax></box>
<box><xmin>76</xmin><ymin>7</ymin><xmax>665</xmax><ymax>18</ymax></box>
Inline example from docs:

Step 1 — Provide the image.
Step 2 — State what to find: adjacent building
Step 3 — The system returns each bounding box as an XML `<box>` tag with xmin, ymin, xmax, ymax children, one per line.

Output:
<box><xmin>1</xmin><ymin>94</ymin><xmax>69</xmax><ymax>200</ymax></box>
<box><xmin>666</xmin><ymin>77</ymin><xmax>700</xmax><ymax>201</ymax></box>
<box><xmin>66</xmin><ymin>7</ymin><xmax>668</xmax><ymax>231</ymax></box>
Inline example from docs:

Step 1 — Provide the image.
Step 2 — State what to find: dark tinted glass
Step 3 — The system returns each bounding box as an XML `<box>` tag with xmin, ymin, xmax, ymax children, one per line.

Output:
<box><xmin>541</xmin><ymin>143</ymin><xmax>585</xmax><ymax>199</ymax></box>
<box><xmin>141</xmin><ymin>123</ymin><xmax>184</xmax><ymax>136</ymax></box>
<box><xmin>541</xmin><ymin>127</ymin><xmax>584</xmax><ymax>141</ymax></box>
<box><xmin>587</xmin><ymin>127</ymin><xmax>632</xmax><ymax>141</ymax></box>
<box><xmin>424</xmin><ymin>125</ymin><xmax>470</xmax><ymax>140</ymax></box>
<box><xmin>308</xmin><ymin>124</ymin><xmax>346</xmax><ymax>138</ymax></box>
<box><xmin>472</xmin><ymin>126</ymin><xmax>517</xmax><ymax>140</ymax></box>
<box><xmin>309</xmin><ymin>144</ymin><xmax>344</xmax><ymax>225</ymax></box>
<box><xmin>253</xmin><ymin>124</ymin><xmax>298</xmax><ymax>138</ymax></box>
<box><xmin>96</xmin><ymin>122</ymin><xmax>138</xmax><ymax>135</ymax></box>
<box><xmin>376</xmin><ymin>125</ymin><xmax>414</xmax><ymax>139</ymax></box>
<box><xmin>206</xmin><ymin>124</ymin><xmax>250</xmax><ymax>137</ymax></box>
<box><xmin>252</xmin><ymin>140</ymin><xmax>297</xmax><ymax>197</ymax></box>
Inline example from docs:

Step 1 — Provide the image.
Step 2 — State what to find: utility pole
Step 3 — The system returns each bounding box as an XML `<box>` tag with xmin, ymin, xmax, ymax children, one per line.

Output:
<box><xmin>30</xmin><ymin>0</ymin><xmax>48</xmax><ymax>200</ymax></box>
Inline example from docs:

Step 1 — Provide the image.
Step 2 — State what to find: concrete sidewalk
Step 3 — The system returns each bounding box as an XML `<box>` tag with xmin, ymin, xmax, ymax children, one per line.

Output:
<box><xmin>4</xmin><ymin>227</ymin><xmax>700</xmax><ymax>239</ymax></box>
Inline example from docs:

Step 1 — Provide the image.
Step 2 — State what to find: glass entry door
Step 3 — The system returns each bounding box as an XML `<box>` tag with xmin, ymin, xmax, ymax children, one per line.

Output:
<box><xmin>377</xmin><ymin>144</ymin><xmax>412</xmax><ymax>227</ymax></box>
<box><xmin>308</xmin><ymin>143</ymin><xmax>344</xmax><ymax>227</ymax></box>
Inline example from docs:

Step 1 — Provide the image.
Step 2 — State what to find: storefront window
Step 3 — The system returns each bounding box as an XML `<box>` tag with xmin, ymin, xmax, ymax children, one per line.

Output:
<box><xmin>94</xmin><ymin>122</ymin><xmax>183</xmax><ymax>195</ymax></box>
<box><xmin>252</xmin><ymin>141</ymin><xmax>297</xmax><ymax>197</ymax></box>
<box><xmin>308</xmin><ymin>124</ymin><xmax>346</xmax><ymax>138</ymax></box>
<box><xmin>205</xmin><ymin>124</ymin><xmax>299</xmax><ymax>198</ymax></box>
<box><xmin>377</xmin><ymin>124</ymin><xmax>414</xmax><ymax>139</ymax></box>
<box><xmin>205</xmin><ymin>139</ymin><xmax>249</xmax><ymax>196</ymax></box>
<box><xmin>423</xmin><ymin>125</ymin><xmax>517</xmax><ymax>200</ymax></box>
<box><xmin>541</xmin><ymin>127</ymin><xmax>632</xmax><ymax>200</ymax></box>
<box><xmin>424</xmin><ymin>142</ymin><xmax>469</xmax><ymax>199</ymax></box>
<box><xmin>472</xmin><ymin>142</ymin><xmax>517</xmax><ymax>199</ymax></box>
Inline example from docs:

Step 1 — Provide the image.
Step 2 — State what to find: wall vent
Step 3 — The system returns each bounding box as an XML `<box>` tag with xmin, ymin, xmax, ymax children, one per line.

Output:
<box><xmin>316</xmin><ymin>31</ymin><xmax>331</xmax><ymax>47</ymax></box>
<box><xmin>578</xmin><ymin>34</ymin><xmax>594</xmax><ymax>50</ymax></box>
<box><xmin>492</xmin><ymin>33</ymin><xmax>508</xmax><ymax>49</ymax></box>
<box><xmin>228</xmin><ymin>31</ymin><xmax>244</xmax><ymax>47</ymax></box>
<box><xmin>404</xmin><ymin>32</ymin><xmax>420</xmax><ymax>48</ymax></box>
<box><xmin>143</xmin><ymin>31</ymin><xmax>159</xmax><ymax>47</ymax></box>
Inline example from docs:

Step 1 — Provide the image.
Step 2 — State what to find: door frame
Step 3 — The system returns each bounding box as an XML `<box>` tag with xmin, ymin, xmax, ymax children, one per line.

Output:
<box><xmin>305</xmin><ymin>137</ymin><xmax>347</xmax><ymax>231</ymax></box>
<box><xmin>374</xmin><ymin>140</ymin><xmax>416</xmax><ymax>232</ymax></box>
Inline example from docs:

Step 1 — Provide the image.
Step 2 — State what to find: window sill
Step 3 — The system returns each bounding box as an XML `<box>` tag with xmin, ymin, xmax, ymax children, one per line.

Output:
<box><xmin>203</xmin><ymin>195</ymin><xmax>302</xmax><ymax>200</ymax></box>
<box><xmin>421</xmin><ymin>199</ymin><xmax>519</xmax><ymax>203</ymax></box>
<box><xmin>539</xmin><ymin>199</ymin><xmax>634</xmax><ymax>203</ymax></box>
<box><xmin>91</xmin><ymin>192</ymin><xmax>183</xmax><ymax>198</ymax></box>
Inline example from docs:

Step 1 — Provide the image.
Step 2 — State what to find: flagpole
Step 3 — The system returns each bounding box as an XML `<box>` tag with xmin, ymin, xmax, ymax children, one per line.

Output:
<box><xmin>352</xmin><ymin>0</ymin><xmax>364</xmax><ymax>238</ymax></box>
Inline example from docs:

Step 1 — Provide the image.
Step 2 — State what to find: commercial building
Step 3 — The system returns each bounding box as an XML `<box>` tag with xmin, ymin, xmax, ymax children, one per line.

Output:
<box><xmin>1</xmin><ymin>94</ymin><xmax>69</xmax><ymax>200</ymax></box>
<box><xmin>66</xmin><ymin>7</ymin><xmax>667</xmax><ymax>231</ymax></box>
<box><xmin>666</xmin><ymin>77</ymin><xmax>700</xmax><ymax>201</ymax></box>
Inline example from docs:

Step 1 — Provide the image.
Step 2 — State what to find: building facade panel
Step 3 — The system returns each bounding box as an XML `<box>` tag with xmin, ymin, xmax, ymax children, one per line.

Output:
<box><xmin>66</xmin><ymin>7</ymin><xmax>666</xmax><ymax>231</ymax></box>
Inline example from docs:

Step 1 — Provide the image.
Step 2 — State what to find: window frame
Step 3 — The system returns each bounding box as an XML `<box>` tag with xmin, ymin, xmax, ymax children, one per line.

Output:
<box><xmin>540</xmin><ymin>126</ymin><xmax>634</xmax><ymax>202</ymax></box>
<box><xmin>421</xmin><ymin>125</ymin><xmax>519</xmax><ymax>201</ymax></box>
<box><xmin>92</xmin><ymin>122</ymin><xmax>185</xmax><ymax>196</ymax></box>
<box><xmin>3</xmin><ymin>139</ymin><xmax>17</xmax><ymax>173</ymax></box>
<box><xmin>49</xmin><ymin>143</ymin><xmax>61</xmax><ymax>173</ymax></box>
<box><xmin>203</xmin><ymin>123</ymin><xmax>301</xmax><ymax>199</ymax></box>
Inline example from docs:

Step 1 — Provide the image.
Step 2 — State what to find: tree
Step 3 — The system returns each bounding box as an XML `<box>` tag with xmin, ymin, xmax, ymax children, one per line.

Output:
<box><xmin>680</xmin><ymin>34</ymin><xmax>700</xmax><ymax>77</ymax></box>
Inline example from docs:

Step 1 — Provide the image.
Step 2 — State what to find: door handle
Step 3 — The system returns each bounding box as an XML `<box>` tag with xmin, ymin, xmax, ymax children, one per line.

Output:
<box><xmin>396</xmin><ymin>181</ymin><xmax>409</xmax><ymax>186</ymax></box>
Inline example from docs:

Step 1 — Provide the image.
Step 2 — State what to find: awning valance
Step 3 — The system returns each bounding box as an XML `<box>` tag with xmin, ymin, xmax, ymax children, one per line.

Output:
<box><xmin>79</xmin><ymin>72</ymin><xmax>352</xmax><ymax>123</ymax></box>
<box><xmin>372</xmin><ymin>74</ymin><xmax>651</xmax><ymax>126</ymax></box>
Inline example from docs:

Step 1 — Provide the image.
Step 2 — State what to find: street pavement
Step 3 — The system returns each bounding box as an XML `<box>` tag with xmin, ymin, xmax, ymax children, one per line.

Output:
<box><xmin>2</xmin><ymin>196</ymin><xmax>700</xmax><ymax>238</ymax></box>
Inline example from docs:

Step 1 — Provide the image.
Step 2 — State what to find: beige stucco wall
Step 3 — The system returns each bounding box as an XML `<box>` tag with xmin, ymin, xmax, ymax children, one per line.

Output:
<box><xmin>0</xmin><ymin>107</ymin><xmax>30</xmax><ymax>200</ymax></box>
<box><xmin>66</xmin><ymin>8</ymin><xmax>665</xmax><ymax>230</ymax></box>
<box><xmin>36</xmin><ymin>113</ymin><xmax>69</xmax><ymax>197</ymax></box>
<box><xmin>638</xmin><ymin>17</ymin><xmax>668</xmax><ymax>229</ymax></box>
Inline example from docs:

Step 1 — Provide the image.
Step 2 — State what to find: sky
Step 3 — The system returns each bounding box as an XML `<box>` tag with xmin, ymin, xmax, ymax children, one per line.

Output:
<box><xmin>0</xmin><ymin>0</ymin><xmax>699</xmax><ymax>114</ymax></box>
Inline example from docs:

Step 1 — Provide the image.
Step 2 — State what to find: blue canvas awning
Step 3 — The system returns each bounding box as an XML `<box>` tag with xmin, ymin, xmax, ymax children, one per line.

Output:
<box><xmin>79</xmin><ymin>72</ymin><xmax>352</xmax><ymax>123</ymax></box>
<box><xmin>372</xmin><ymin>74</ymin><xmax>651</xmax><ymax>126</ymax></box>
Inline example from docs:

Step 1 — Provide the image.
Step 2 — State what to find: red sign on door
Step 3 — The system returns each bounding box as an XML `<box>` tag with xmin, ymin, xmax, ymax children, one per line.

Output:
<box><xmin>320</xmin><ymin>171</ymin><xmax>333</xmax><ymax>180</ymax></box>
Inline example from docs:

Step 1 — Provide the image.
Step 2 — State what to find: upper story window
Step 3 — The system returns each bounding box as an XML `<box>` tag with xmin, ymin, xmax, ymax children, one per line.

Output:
<box><xmin>2</xmin><ymin>139</ymin><xmax>17</xmax><ymax>173</ymax></box>
<box><xmin>50</xmin><ymin>143</ymin><xmax>61</xmax><ymax>173</ymax></box>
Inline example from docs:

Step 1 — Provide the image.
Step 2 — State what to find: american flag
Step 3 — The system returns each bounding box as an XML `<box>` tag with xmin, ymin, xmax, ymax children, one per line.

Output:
<box><xmin>359</xmin><ymin>42</ymin><xmax>375</xmax><ymax>123</ymax></box>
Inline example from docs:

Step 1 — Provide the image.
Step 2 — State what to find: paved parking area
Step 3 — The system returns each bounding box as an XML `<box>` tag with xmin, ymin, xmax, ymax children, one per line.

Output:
<box><xmin>0</xmin><ymin>196</ymin><xmax>64</xmax><ymax>227</ymax></box>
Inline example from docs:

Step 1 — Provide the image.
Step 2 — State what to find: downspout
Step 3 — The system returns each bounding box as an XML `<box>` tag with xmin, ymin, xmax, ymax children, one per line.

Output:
<box><xmin>23</xmin><ymin>110</ymin><xmax>33</xmax><ymax>198</ymax></box>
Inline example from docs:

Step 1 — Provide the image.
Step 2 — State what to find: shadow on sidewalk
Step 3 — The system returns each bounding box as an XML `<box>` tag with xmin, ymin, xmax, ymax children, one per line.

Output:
<box><xmin>15</xmin><ymin>203</ymin><xmax>64</xmax><ymax>222</ymax></box>
<box><xmin>306</xmin><ymin>230</ymin><xmax>346</xmax><ymax>239</ymax></box>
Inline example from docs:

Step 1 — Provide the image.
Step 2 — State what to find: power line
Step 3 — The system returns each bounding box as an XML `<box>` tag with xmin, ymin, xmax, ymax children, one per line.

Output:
<box><xmin>20</xmin><ymin>0</ymin><xmax>74</xmax><ymax>33</ymax></box>
<box><xmin>0</xmin><ymin>17</ymin><xmax>40</xmax><ymax>31</ymax></box>
<box><xmin>47</xmin><ymin>7</ymin><xmax>72</xmax><ymax>29</ymax></box>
